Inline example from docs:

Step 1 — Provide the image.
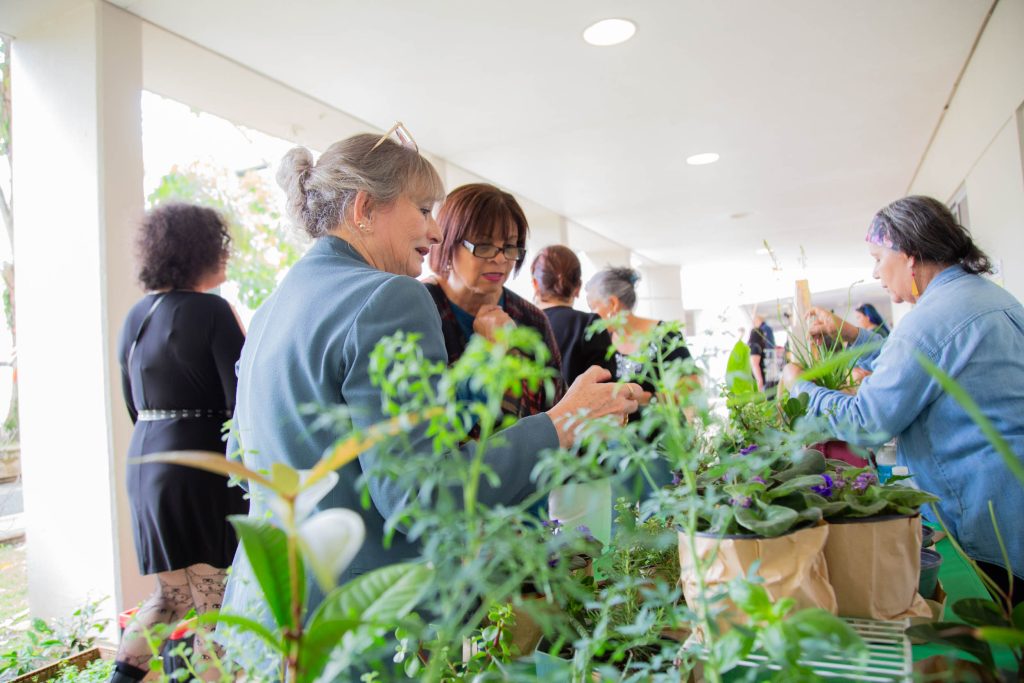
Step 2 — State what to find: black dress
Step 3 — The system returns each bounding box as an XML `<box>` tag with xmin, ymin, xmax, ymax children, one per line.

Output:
<box><xmin>117</xmin><ymin>291</ymin><xmax>248</xmax><ymax>574</ymax></box>
<box><xmin>542</xmin><ymin>306</ymin><xmax>615</xmax><ymax>385</ymax></box>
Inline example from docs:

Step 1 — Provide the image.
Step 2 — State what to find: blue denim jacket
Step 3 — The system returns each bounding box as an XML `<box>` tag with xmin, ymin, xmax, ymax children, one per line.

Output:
<box><xmin>796</xmin><ymin>265</ymin><xmax>1024</xmax><ymax>576</ymax></box>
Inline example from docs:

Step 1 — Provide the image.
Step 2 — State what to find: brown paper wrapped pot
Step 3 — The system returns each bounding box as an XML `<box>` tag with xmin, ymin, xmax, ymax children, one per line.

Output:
<box><xmin>823</xmin><ymin>514</ymin><xmax>932</xmax><ymax>620</ymax></box>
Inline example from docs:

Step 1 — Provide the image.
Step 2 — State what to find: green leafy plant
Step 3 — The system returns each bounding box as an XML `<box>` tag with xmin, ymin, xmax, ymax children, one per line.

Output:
<box><xmin>138</xmin><ymin>415</ymin><xmax>436</xmax><ymax>683</ymax></box>
<box><xmin>0</xmin><ymin>598</ymin><xmax>107</xmax><ymax>681</ymax></box>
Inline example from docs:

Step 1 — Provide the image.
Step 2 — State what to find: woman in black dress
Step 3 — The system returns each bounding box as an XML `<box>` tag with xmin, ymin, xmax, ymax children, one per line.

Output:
<box><xmin>530</xmin><ymin>245</ymin><xmax>615</xmax><ymax>385</ymax></box>
<box><xmin>113</xmin><ymin>204</ymin><xmax>247</xmax><ymax>683</ymax></box>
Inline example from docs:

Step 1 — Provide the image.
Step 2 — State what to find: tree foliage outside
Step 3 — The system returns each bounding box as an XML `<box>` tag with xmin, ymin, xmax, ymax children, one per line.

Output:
<box><xmin>1</xmin><ymin>35</ymin><xmax>18</xmax><ymax>445</ymax></box>
<box><xmin>146</xmin><ymin>161</ymin><xmax>308</xmax><ymax>312</ymax></box>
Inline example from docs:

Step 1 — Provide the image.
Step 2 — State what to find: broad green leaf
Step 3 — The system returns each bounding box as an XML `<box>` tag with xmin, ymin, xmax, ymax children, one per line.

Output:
<box><xmin>916</xmin><ymin>353</ymin><xmax>1024</xmax><ymax>488</ymax></box>
<box><xmin>191</xmin><ymin>611</ymin><xmax>284</xmax><ymax>653</ymax></box>
<box><xmin>772</xmin><ymin>449</ymin><xmax>826</xmax><ymax>482</ymax></box>
<box><xmin>135</xmin><ymin>450</ymin><xmax>274</xmax><ymax>490</ymax></box>
<box><xmin>952</xmin><ymin>598</ymin><xmax>1010</xmax><ymax>628</ymax></box>
<box><xmin>229</xmin><ymin>516</ymin><xmax>303</xmax><ymax>630</ymax></box>
<box><xmin>767</xmin><ymin>474</ymin><xmax>832</xmax><ymax>499</ymax></box>
<box><xmin>309</xmin><ymin>562</ymin><xmax>432</xmax><ymax>628</ymax></box>
<box><xmin>905</xmin><ymin>622</ymin><xmax>995</xmax><ymax>669</ymax></box>
<box><xmin>725</xmin><ymin>341</ymin><xmax>757</xmax><ymax>396</ymax></box>
<box><xmin>1013</xmin><ymin>602</ymin><xmax>1024</xmax><ymax>630</ymax></box>
<box><xmin>975</xmin><ymin>626</ymin><xmax>1024</xmax><ymax>648</ymax></box>
<box><xmin>734</xmin><ymin>502</ymin><xmax>800</xmax><ymax>537</ymax></box>
<box><xmin>296</xmin><ymin>617</ymin><xmax>362</xmax><ymax>683</ymax></box>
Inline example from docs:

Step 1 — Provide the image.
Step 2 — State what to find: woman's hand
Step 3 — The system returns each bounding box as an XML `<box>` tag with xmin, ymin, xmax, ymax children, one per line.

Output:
<box><xmin>473</xmin><ymin>304</ymin><xmax>516</xmax><ymax>342</ymax></box>
<box><xmin>806</xmin><ymin>306</ymin><xmax>859</xmax><ymax>344</ymax></box>
<box><xmin>546</xmin><ymin>366</ymin><xmax>649</xmax><ymax>448</ymax></box>
<box><xmin>780</xmin><ymin>362</ymin><xmax>805</xmax><ymax>392</ymax></box>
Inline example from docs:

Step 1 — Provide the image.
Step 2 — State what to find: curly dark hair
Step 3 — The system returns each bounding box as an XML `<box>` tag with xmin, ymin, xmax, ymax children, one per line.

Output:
<box><xmin>136</xmin><ymin>203</ymin><xmax>231</xmax><ymax>290</ymax></box>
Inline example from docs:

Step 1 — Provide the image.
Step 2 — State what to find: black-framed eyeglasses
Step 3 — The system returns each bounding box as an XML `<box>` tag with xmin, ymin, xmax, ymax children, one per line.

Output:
<box><xmin>461</xmin><ymin>239</ymin><xmax>526</xmax><ymax>262</ymax></box>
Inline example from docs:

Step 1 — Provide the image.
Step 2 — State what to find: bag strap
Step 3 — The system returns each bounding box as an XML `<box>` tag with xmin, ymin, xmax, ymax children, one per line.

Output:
<box><xmin>127</xmin><ymin>293</ymin><xmax>167</xmax><ymax>410</ymax></box>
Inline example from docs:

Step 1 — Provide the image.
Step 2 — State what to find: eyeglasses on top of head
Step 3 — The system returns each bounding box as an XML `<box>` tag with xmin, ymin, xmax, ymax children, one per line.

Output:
<box><xmin>461</xmin><ymin>239</ymin><xmax>526</xmax><ymax>262</ymax></box>
<box><xmin>367</xmin><ymin>121</ymin><xmax>419</xmax><ymax>156</ymax></box>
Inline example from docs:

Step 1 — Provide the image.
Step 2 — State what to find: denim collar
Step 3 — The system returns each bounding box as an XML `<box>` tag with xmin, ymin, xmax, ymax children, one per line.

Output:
<box><xmin>919</xmin><ymin>264</ymin><xmax>966</xmax><ymax>303</ymax></box>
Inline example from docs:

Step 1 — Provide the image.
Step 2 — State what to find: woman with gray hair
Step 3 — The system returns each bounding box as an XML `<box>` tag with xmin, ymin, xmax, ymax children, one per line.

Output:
<box><xmin>585</xmin><ymin>266</ymin><xmax>693</xmax><ymax>405</ymax></box>
<box><xmin>782</xmin><ymin>195</ymin><xmax>1024</xmax><ymax>606</ymax></box>
<box><xmin>221</xmin><ymin>127</ymin><xmax>646</xmax><ymax>672</ymax></box>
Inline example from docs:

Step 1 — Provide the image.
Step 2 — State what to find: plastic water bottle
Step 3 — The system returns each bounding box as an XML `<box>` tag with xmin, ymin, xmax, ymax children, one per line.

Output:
<box><xmin>875</xmin><ymin>440</ymin><xmax>898</xmax><ymax>483</ymax></box>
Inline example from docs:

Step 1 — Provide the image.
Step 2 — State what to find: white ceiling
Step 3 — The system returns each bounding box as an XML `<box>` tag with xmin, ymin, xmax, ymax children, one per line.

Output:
<box><xmin>12</xmin><ymin>1</ymin><xmax>996</xmax><ymax>270</ymax></box>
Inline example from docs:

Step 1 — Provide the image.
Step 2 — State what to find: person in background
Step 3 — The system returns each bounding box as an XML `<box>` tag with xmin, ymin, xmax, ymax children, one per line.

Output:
<box><xmin>782</xmin><ymin>195</ymin><xmax>1024</xmax><ymax>606</ymax></box>
<box><xmin>530</xmin><ymin>245</ymin><xmax>615</xmax><ymax>385</ymax></box>
<box><xmin>223</xmin><ymin>131</ymin><xmax>645</xmax><ymax>674</ymax></box>
<box><xmin>854</xmin><ymin>302</ymin><xmax>890</xmax><ymax>337</ymax></box>
<box><xmin>747</xmin><ymin>313</ymin><xmax>777</xmax><ymax>392</ymax></box>
<box><xmin>585</xmin><ymin>266</ymin><xmax>694</xmax><ymax>414</ymax></box>
<box><xmin>424</xmin><ymin>183</ymin><xmax>566</xmax><ymax>428</ymax></box>
<box><xmin>114</xmin><ymin>203</ymin><xmax>248</xmax><ymax>683</ymax></box>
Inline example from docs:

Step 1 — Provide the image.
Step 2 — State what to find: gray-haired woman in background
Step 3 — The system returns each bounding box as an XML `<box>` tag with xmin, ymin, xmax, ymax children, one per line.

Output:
<box><xmin>585</xmin><ymin>266</ymin><xmax>693</xmax><ymax>401</ymax></box>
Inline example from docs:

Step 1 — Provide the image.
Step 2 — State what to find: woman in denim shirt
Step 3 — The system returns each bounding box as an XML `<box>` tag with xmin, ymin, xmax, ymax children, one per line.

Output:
<box><xmin>782</xmin><ymin>195</ymin><xmax>1024</xmax><ymax>605</ymax></box>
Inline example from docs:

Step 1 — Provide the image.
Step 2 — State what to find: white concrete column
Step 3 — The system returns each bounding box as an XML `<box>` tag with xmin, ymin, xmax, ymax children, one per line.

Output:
<box><xmin>633</xmin><ymin>263</ymin><xmax>685</xmax><ymax>322</ymax></box>
<box><xmin>11</xmin><ymin>1</ymin><xmax>145</xmax><ymax>625</ymax></box>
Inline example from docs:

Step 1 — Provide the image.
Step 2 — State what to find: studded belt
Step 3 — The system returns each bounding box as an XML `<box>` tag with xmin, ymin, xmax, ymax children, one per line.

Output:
<box><xmin>137</xmin><ymin>409</ymin><xmax>232</xmax><ymax>421</ymax></box>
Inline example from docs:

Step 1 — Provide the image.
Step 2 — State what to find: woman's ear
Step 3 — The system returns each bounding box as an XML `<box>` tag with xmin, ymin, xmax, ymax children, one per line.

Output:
<box><xmin>351</xmin><ymin>190</ymin><xmax>374</xmax><ymax>228</ymax></box>
<box><xmin>607</xmin><ymin>295</ymin><xmax>621</xmax><ymax>315</ymax></box>
<box><xmin>531</xmin><ymin>277</ymin><xmax>541</xmax><ymax>294</ymax></box>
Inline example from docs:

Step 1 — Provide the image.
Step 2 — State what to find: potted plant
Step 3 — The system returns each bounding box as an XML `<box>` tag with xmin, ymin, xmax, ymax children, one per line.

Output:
<box><xmin>808</xmin><ymin>464</ymin><xmax>939</xmax><ymax>620</ymax></box>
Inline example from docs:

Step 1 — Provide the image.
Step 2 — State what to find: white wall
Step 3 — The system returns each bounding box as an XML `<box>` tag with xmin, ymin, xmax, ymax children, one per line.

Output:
<box><xmin>909</xmin><ymin>0</ymin><xmax>1024</xmax><ymax>301</ymax></box>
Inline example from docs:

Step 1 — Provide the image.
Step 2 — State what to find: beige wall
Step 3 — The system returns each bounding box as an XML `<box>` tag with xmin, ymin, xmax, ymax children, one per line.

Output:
<box><xmin>909</xmin><ymin>0</ymin><xmax>1024</xmax><ymax>301</ymax></box>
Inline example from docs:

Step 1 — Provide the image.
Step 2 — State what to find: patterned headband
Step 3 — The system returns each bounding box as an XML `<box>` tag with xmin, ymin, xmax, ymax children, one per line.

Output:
<box><xmin>864</xmin><ymin>214</ymin><xmax>895</xmax><ymax>249</ymax></box>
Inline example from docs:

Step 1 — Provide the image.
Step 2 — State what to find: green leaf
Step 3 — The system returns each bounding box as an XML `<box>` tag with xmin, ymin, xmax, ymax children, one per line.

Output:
<box><xmin>787</xmin><ymin>608</ymin><xmax>865</xmax><ymax>654</ymax></box>
<box><xmin>729</xmin><ymin>581</ymin><xmax>774</xmax><ymax>621</ymax></box>
<box><xmin>309</xmin><ymin>562</ymin><xmax>432</xmax><ymax>627</ymax></box>
<box><xmin>297</xmin><ymin>617</ymin><xmax>362</xmax><ymax>683</ymax></box>
<box><xmin>229</xmin><ymin>516</ymin><xmax>304</xmax><ymax>630</ymax></box>
<box><xmin>767</xmin><ymin>474</ymin><xmax>832</xmax><ymax>499</ymax></box>
<box><xmin>905</xmin><ymin>622</ymin><xmax>996</xmax><ymax>669</ymax></box>
<box><xmin>799</xmin><ymin>341</ymin><xmax>881</xmax><ymax>384</ymax></box>
<box><xmin>975</xmin><ymin>626</ymin><xmax>1024</xmax><ymax>648</ymax></box>
<box><xmin>952</xmin><ymin>598</ymin><xmax>1010</xmax><ymax>628</ymax></box>
<box><xmin>734</xmin><ymin>502</ymin><xmax>800</xmax><ymax>537</ymax></box>
<box><xmin>916</xmin><ymin>353</ymin><xmax>1024</xmax><ymax>488</ymax></box>
<box><xmin>1013</xmin><ymin>602</ymin><xmax>1024</xmax><ymax>631</ymax></box>
<box><xmin>712</xmin><ymin>628</ymin><xmax>754</xmax><ymax>673</ymax></box>
<box><xmin>725</xmin><ymin>341</ymin><xmax>757</xmax><ymax>396</ymax></box>
<box><xmin>771</xmin><ymin>449</ymin><xmax>826</xmax><ymax>482</ymax></box>
<box><xmin>191</xmin><ymin>612</ymin><xmax>284</xmax><ymax>653</ymax></box>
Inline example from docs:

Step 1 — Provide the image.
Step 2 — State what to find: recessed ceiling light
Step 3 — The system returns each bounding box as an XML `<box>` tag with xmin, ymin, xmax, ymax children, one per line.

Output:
<box><xmin>582</xmin><ymin>18</ymin><xmax>636</xmax><ymax>46</ymax></box>
<box><xmin>686</xmin><ymin>152</ymin><xmax>720</xmax><ymax>166</ymax></box>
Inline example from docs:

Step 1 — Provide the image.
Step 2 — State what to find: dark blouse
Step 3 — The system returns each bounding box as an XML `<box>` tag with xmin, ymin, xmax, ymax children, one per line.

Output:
<box><xmin>542</xmin><ymin>305</ymin><xmax>615</xmax><ymax>385</ymax></box>
<box><xmin>423</xmin><ymin>282</ymin><xmax>566</xmax><ymax>429</ymax></box>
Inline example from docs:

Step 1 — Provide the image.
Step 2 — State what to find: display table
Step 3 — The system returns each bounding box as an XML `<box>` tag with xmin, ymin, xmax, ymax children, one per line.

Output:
<box><xmin>912</xmin><ymin>535</ymin><xmax>1017</xmax><ymax>671</ymax></box>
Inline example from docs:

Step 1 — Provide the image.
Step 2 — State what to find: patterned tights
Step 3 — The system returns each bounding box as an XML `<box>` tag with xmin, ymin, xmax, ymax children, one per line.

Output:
<box><xmin>114</xmin><ymin>563</ymin><xmax>228</xmax><ymax>680</ymax></box>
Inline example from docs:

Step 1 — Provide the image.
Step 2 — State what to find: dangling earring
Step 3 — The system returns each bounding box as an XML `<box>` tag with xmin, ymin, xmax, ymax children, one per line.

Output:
<box><xmin>910</xmin><ymin>269</ymin><xmax>920</xmax><ymax>298</ymax></box>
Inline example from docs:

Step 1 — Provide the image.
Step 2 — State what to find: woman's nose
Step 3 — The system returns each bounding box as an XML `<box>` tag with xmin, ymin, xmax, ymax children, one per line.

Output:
<box><xmin>427</xmin><ymin>217</ymin><xmax>442</xmax><ymax>244</ymax></box>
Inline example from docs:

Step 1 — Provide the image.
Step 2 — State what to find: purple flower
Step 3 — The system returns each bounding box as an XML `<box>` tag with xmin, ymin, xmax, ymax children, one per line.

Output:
<box><xmin>740</xmin><ymin>445</ymin><xmax>759</xmax><ymax>456</ymax></box>
<box><xmin>853</xmin><ymin>471</ymin><xmax>877</xmax><ymax>493</ymax></box>
<box><xmin>810</xmin><ymin>473</ymin><xmax>834</xmax><ymax>498</ymax></box>
<box><xmin>832</xmin><ymin>475</ymin><xmax>847</xmax><ymax>491</ymax></box>
<box><xmin>575</xmin><ymin>525</ymin><xmax>597</xmax><ymax>542</ymax></box>
<box><xmin>730</xmin><ymin>496</ymin><xmax>753</xmax><ymax>509</ymax></box>
<box><xmin>671</xmin><ymin>471</ymin><xmax>682</xmax><ymax>486</ymax></box>
<box><xmin>751</xmin><ymin>476</ymin><xmax>767</xmax><ymax>485</ymax></box>
<box><xmin>541</xmin><ymin>518</ymin><xmax>562</xmax><ymax>530</ymax></box>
